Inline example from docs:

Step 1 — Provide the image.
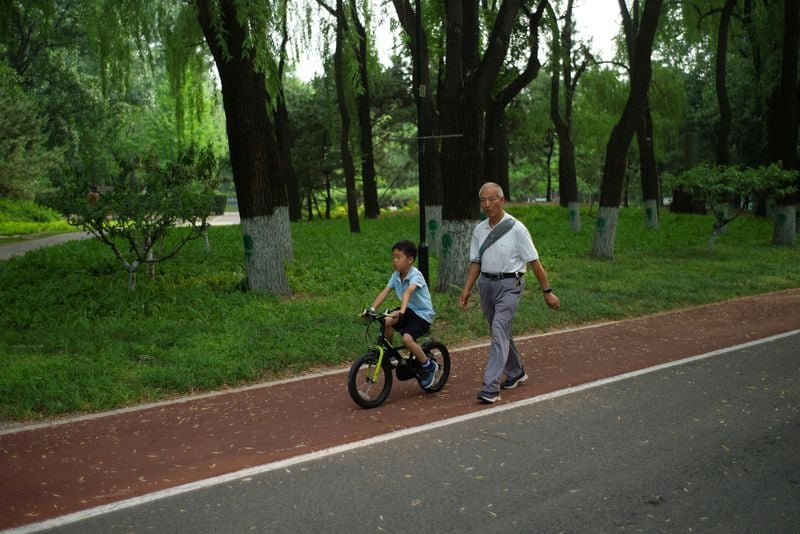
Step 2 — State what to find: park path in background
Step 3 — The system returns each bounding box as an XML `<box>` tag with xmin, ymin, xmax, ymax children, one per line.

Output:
<box><xmin>0</xmin><ymin>213</ymin><xmax>241</xmax><ymax>260</ymax></box>
<box><xmin>1</xmin><ymin>288</ymin><xmax>799</xmax><ymax>531</ymax></box>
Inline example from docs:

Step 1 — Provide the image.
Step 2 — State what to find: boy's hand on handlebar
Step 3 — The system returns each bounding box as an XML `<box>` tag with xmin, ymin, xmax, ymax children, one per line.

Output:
<box><xmin>361</xmin><ymin>307</ymin><xmax>377</xmax><ymax>319</ymax></box>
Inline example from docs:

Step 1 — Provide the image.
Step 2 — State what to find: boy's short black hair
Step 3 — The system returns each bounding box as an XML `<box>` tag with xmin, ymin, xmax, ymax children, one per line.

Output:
<box><xmin>392</xmin><ymin>240</ymin><xmax>417</xmax><ymax>261</ymax></box>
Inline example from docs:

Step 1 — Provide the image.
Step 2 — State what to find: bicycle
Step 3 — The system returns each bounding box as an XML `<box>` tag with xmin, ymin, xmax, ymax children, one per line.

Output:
<box><xmin>347</xmin><ymin>308</ymin><xmax>451</xmax><ymax>409</ymax></box>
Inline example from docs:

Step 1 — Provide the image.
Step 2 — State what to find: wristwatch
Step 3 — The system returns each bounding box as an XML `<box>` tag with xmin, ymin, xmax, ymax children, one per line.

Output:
<box><xmin>542</xmin><ymin>288</ymin><xmax>553</xmax><ymax>294</ymax></box>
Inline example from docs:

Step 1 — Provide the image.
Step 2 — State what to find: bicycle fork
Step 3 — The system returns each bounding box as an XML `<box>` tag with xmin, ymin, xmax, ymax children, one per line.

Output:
<box><xmin>369</xmin><ymin>346</ymin><xmax>386</xmax><ymax>382</ymax></box>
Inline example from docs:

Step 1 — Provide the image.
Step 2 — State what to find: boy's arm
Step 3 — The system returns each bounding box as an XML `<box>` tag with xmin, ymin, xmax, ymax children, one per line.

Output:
<box><xmin>399</xmin><ymin>284</ymin><xmax>418</xmax><ymax>316</ymax></box>
<box><xmin>370</xmin><ymin>287</ymin><xmax>393</xmax><ymax>311</ymax></box>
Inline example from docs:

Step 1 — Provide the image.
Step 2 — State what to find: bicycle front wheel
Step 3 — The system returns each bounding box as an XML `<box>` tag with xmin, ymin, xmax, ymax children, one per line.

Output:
<box><xmin>348</xmin><ymin>351</ymin><xmax>393</xmax><ymax>408</ymax></box>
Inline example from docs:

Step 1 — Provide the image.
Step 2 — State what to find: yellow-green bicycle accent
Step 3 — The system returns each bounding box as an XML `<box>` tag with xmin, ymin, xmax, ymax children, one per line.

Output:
<box><xmin>348</xmin><ymin>309</ymin><xmax>451</xmax><ymax>409</ymax></box>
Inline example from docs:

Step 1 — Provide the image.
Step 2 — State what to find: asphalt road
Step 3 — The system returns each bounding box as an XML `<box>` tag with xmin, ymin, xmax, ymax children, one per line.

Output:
<box><xmin>35</xmin><ymin>332</ymin><xmax>800</xmax><ymax>534</ymax></box>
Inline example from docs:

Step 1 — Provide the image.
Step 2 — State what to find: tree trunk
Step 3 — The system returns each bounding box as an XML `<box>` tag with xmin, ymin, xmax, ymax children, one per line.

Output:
<box><xmin>438</xmin><ymin>0</ymin><xmax>525</xmax><ymax>290</ymax></box>
<box><xmin>276</xmin><ymin>91</ymin><xmax>300</xmax><ymax>223</ymax></box>
<box><xmin>485</xmin><ymin>107</ymin><xmax>515</xmax><ymax>201</ymax></box>
<box><xmin>637</xmin><ymin>102</ymin><xmax>659</xmax><ymax>228</ymax></box>
<box><xmin>550</xmin><ymin>0</ymin><xmax>580</xmax><ymax>210</ymax></box>
<box><xmin>276</xmin><ymin>2</ymin><xmax>301</xmax><ymax>222</ymax></box>
<box><xmin>484</xmin><ymin>107</ymin><xmax>506</xmax><ymax>193</ymax></box>
<box><xmin>195</xmin><ymin>0</ymin><xmax>291</xmax><ymax>295</ymax></box>
<box><xmin>593</xmin><ymin>207</ymin><xmax>619</xmax><ymax>259</ymax></box>
<box><xmin>715</xmin><ymin>0</ymin><xmax>737</xmax><ymax>166</ymax></box>
<box><xmin>644</xmin><ymin>198</ymin><xmax>659</xmax><ymax>229</ymax></box>
<box><xmin>333</xmin><ymin>0</ymin><xmax>360</xmax><ymax>233</ymax></box>
<box><xmin>620</xmin><ymin>0</ymin><xmax>660</xmax><ymax>227</ymax></box>
<box><xmin>767</xmin><ymin>0</ymin><xmax>799</xmax><ymax>245</ymax></box>
<box><xmin>241</xmin><ymin>209</ymin><xmax>290</xmax><ymax>294</ymax></box>
<box><xmin>545</xmin><ymin>130</ymin><xmax>554</xmax><ymax>202</ymax></box>
<box><xmin>350</xmin><ymin>1</ymin><xmax>379</xmax><ymax>219</ymax></box>
<box><xmin>568</xmin><ymin>201</ymin><xmax>581</xmax><ymax>232</ymax></box>
<box><xmin>592</xmin><ymin>0</ymin><xmax>662</xmax><ymax>259</ymax></box>
<box><xmin>392</xmin><ymin>0</ymin><xmax>442</xmax><ymax>249</ymax></box>
<box><xmin>438</xmin><ymin>219</ymin><xmax>475</xmax><ymax>292</ymax></box>
<box><xmin>426</xmin><ymin>204</ymin><xmax>443</xmax><ymax>256</ymax></box>
<box><xmin>484</xmin><ymin>1</ymin><xmax>546</xmax><ymax>203</ymax></box>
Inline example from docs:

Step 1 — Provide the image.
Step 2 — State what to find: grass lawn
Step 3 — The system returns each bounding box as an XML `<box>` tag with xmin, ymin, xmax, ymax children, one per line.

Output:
<box><xmin>1</xmin><ymin>204</ymin><xmax>798</xmax><ymax>422</ymax></box>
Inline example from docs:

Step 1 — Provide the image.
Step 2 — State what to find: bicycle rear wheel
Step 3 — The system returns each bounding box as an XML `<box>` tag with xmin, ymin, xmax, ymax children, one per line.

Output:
<box><xmin>420</xmin><ymin>341</ymin><xmax>450</xmax><ymax>393</ymax></box>
<box><xmin>348</xmin><ymin>351</ymin><xmax>393</xmax><ymax>408</ymax></box>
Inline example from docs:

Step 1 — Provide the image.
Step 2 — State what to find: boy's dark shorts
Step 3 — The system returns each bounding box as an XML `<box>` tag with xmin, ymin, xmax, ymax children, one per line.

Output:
<box><xmin>395</xmin><ymin>308</ymin><xmax>431</xmax><ymax>340</ymax></box>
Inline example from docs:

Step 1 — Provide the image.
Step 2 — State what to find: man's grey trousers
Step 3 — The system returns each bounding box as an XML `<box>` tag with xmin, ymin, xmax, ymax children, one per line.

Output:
<box><xmin>478</xmin><ymin>276</ymin><xmax>525</xmax><ymax>393</ymax></box>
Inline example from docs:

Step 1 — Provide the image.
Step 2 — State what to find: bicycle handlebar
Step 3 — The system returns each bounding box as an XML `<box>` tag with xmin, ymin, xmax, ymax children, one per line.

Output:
<box><xmin>360</xmin><ymin>308</ymin><xmax>393</xmax><ymax>322</ymax></box>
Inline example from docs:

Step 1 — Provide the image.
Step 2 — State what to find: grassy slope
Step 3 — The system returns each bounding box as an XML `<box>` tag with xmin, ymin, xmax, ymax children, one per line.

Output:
<box><xmin>1</xmin><ymin>205</ymin><xmax>798</xmax><ymax>421</ymax></box>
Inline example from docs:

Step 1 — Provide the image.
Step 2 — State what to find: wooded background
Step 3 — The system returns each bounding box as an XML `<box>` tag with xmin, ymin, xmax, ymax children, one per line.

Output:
<box><xmin>1</xmin><ymin>0</ymin><xmax>797</xmax><ymax>294</ymax></box>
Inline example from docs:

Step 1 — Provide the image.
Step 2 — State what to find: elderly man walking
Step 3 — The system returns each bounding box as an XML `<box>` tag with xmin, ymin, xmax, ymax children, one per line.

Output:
<box><xmin>459</xmin><ymin>182</ymin><xmax>560</xmax><ymax>403</ymax></box>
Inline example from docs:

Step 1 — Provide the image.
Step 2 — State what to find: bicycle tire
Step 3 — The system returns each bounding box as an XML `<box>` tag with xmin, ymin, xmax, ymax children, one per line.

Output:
<box><xmin>419</xmin><ymin>341</ymin><xmax>450</xmax><ymax>393</ymax></box>
<box><xmin>347</xmin><ymin>351</ymin><xmax>393</xmax><ymax>408</ymax></box>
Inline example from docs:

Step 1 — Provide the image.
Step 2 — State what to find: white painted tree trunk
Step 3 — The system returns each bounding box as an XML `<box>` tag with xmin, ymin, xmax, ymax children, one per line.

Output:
<box><xmin>240</xmin><ymin>207</ymin><xmax>292</xmax><ymax>295</ymax></box>
<box><xmin>425</xmin><ymin>204</ymin><xmax>442</xmax><ymax>256</ymax></box>
<box><xmin>772</xmin><ymin>204</ymin><xmax>797</xmax><ymax>246</ymax></box>
<box><xmin>568</xmin><ymin>201</ymin><xmax>581</xmax><ymax>232</ymax></box>
<box><xmin>590</xmin><ymin>206</ymin><xmax>619</xmax><ymax>259</ymax></box>
<box><xmin>644</xmin><ymin>198</ymin><xmax>659</xmax><ymax>229</ymax></box>
<box><xmin>437</xmin><ymin>219</ymin><xmax>476</xmax><ymax>292</ymax></box>
<box><xmin>203</xmin><ymin>222</ymin><xmax>210</xmax><ymax>253</ymax></box>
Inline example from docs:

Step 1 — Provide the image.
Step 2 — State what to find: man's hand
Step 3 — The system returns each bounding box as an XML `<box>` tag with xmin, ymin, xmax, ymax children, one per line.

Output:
<box><xmin>459</xmin><ymin>289</ymin><xmax>471</xmax><ymax>309</ymax></box>
<box><xmin>544</xmin><ymin>292</ymin><xmax>560</xmax><ymax>310</ymax></box>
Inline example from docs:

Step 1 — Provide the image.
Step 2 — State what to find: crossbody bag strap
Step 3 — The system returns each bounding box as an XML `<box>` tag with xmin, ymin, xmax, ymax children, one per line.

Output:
<box><xmin>478</xmin><ymin>217</ymin><xmax>516</xmax><ymax>263</ymax></box>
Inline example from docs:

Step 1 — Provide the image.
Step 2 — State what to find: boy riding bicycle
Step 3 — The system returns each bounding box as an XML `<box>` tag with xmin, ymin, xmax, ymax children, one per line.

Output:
<box><xmin>366</xmin><ymin>240</ymin><xmax>438</xmax><ymax>389</ymax></box>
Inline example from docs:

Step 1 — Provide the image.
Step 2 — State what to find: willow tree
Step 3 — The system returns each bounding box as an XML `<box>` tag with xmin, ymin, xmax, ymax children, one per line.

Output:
<box><xmin>195</xmin><ymin>0</ymin><xmax>292</xmax><ymax>294</ymax></box>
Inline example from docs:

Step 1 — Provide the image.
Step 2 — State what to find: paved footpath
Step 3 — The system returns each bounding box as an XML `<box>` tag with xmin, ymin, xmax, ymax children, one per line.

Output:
<box><xmin>1</xmin><ymin>289</ymin><xmax>799</xmax><ymax>531</ymax></box>
<box><xmin>0</xmin><ymin>213</ymin><xmax>241</xmax><ymax>261</ymax></box>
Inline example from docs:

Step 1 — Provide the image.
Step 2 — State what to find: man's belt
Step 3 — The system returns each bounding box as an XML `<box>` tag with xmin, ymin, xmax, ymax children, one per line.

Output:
<box><xmin>482</xmin><ymin>272</ymin><xmax>523</xmax><ymax>280</ymax></box>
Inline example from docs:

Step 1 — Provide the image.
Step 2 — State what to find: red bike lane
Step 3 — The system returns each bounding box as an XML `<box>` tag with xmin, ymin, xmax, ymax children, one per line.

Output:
<box><xmin>1</xmin><ymin>289</ymin><xmax>799</xmax><ymax>531</ymax></box>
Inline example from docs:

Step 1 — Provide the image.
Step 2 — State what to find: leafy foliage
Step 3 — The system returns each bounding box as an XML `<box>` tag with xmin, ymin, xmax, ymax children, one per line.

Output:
<box><xmin>664</xmin><ymin>163</ymin><xmax>798</xmax><ymax>205</ymax></box>
<box><xmin>0</xmin><ymin>65</ymin><xmax>61</xmax><ymax>198</ymax></box>
<box><xmin>663</xmin><ymin>163</ymin><xmax>798</xmax><ymax>252</ymax></box>
<box><xmin>0</xmin><ymin>198</ymin><xmax>71</xmax><ymax>235</ymax></box>
<box><xmin>46</xmin><ymin>144</ymin><xmax>220</xmax><ymax>290</ymax></box>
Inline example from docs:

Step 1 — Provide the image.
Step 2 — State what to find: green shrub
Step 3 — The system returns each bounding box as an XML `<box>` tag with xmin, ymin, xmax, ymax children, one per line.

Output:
<box><xmin>0</xmin><ymin>198</ymin><xmax>72</xmax><ymax>235</ymax></box>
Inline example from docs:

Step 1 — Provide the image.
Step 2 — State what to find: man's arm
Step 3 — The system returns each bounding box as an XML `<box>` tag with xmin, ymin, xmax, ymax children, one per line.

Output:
<box><xmin>459</xmin><ymin>262</ymin><xmax>482</xmax><ymax>309</ymax></box>
<box><xmin>529</xmin><ymin>259</ymin><xmax>560</xmax><ymax>310</ymax></box>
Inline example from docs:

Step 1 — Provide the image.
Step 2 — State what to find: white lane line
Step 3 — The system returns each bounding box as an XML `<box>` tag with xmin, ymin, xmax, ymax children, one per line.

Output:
<box><xmin>7</xmin><ymin>329</ymin><xmax>797</xmax><ymax>534</ymax></box>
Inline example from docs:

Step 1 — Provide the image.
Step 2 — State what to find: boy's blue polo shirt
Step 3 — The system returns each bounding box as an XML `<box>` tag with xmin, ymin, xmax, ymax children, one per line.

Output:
<box><xmin>386</xmin><ymin>266</ymin><xmax>435</xmax><ymax>325</ymax></box>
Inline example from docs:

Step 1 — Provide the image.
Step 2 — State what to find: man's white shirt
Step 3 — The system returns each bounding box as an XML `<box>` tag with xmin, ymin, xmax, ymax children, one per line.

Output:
<box><xmin>469</xmin><ymin>213</ymin><xmax>539</xmax><ymax>273</ymax></box>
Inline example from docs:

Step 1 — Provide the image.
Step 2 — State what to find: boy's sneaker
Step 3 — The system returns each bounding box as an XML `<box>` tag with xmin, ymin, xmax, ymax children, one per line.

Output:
<box><xmin>501</xmin><ymin>370</ymin><xmax>528</xmax><ymax>389</ymax></box>
<box><xmin>419</xmin><ymin>360</ymin><xmax>439</xmax><ymax>390</ymax></box>
<box><xmin>477</xmin><ymin>390</ymin><xmax>500</xmax><ymax>403</ymax></box>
